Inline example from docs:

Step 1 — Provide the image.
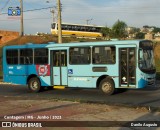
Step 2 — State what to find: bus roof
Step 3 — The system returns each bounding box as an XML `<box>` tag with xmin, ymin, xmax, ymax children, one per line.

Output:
<box><xmin>3</xmin><ymin>43</ymin><xmax>48</xmax><ymax>49</ymax></box>
<box><xmin>52</xmin><ymin>22</ymin><xmax>104</xmax><ymax>28</ymax></box>
<box><xmin>3</xmin><ymin>40</ymin><xmax>149</xmax><ymax>49</ymax></box>
<box><xmin>46</xmin><ymin>40</ymin><xmax>144</xmax><ymax>48</ymax></box>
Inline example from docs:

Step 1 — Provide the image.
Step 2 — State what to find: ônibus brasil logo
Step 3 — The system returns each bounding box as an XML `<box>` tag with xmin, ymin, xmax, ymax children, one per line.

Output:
<box><xmin>8</xmin><ymin>7</ymin><xmax>21</xmax><ymax>16</ymax></box>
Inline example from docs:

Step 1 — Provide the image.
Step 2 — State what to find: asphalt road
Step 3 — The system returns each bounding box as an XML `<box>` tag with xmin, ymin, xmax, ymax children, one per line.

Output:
<box><xmin>0</xmin><ymin>83</ymin><xmax>160</xmax><ymax>110</ymax></box>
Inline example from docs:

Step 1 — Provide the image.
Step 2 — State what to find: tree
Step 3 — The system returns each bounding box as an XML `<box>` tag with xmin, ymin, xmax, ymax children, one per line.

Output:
<box><xmin>135</xmin><ymin>32</ymin><xmax>145</xmax><ymax>39</ymax></box>
<box><xmin>112</xmin><ymin>20</ymin><xmax>127</xmax><ymax>39</ymax></box>
<box><xmin>129</xmin><ymin>27</ymin><xmax>140</xmax><ymax>34</ymax></box>
<box><xmin>143</xmin><ymin>25</ymin><xmax>150</xmax><ymax>28</ymax></box>
<box><xmin>153</xmin><ymin>27</ymin><xmax>160</xmax><ymax>33</ymax></box>
<box><xmin>101</xmin><ymin>26</ymin><xmax>111</xmax><ymax>39</ymax></box>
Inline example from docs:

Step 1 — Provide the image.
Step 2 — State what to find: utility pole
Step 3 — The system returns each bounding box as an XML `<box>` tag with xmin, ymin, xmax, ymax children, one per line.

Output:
<box><xmin>57</xmin><ymin>0</ymin><xmax>62</xmax><ymax>43</ymax></box>
<box><xmin>20</xmin><ymin>0</ymin><xmax>24</xmax><ymax>36</ymax></box>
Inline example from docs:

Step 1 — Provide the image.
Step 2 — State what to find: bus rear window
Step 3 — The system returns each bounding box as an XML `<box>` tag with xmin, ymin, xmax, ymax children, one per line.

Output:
<box><xmin>34</xmin><ymin>49</ymin><xmax>48</xmax><ymax>64</ymax></box>
<box><xmin>6</xmin><ymin>49</ymin><xmax>18</xmax><ymax>65</ymax></box>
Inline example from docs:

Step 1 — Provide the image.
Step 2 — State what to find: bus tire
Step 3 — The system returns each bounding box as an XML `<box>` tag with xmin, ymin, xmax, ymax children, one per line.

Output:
<box><xmin>99</xmin><ymin>78</ymin><xmax>115</xmax><ymax>95</ymax></box>
<box><xmin>28</xmin><ymin>77</ymin><xmax>41</xmax><ymax>93</ymax></box>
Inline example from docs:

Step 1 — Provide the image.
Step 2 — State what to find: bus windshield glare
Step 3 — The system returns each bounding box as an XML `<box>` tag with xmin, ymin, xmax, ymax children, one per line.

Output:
<box><xmin>139</xmin><ymin>49</ymin><xmax>156</xmax><ymax>73</ymax></box>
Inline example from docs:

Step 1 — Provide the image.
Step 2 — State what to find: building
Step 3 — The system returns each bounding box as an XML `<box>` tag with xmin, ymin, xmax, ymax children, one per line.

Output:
<box><xmin>154</xmin><ymin>32</ymin><xmax>160</xmax><ymax>41</ymax></box>
<box><xmin>145</xmin><ymin>33</ymin><xmax>154</xmax><ymax>40</ymax></box>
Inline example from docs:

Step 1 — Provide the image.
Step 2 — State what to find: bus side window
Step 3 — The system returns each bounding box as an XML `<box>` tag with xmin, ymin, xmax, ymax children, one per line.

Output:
<box><xmin>34</xmin><ymin>49</ymin><xmax>48</xmax><ymax>65</ymax></box>
<box><xmin>20</xmin><ymin>49</ymin><xmax>33</xmax><ymax>65</ymax></box>
<box><xmin>69</xmin><ymin>47</ymin><xmax>90</xmax><ymax>65</ymax></box>
<box><xmin>6</xmin><ymin>49</ymin><xmax>18</xmax><ymax>65</ymax></box>
<box><xmin>93</xmin><ymin>46</ymin><xmax>116</xmax><ymax>64</ymax></box>
<box><xmin>94</xmin><ymin>54</ymin><xmax>101</xmax><ymax>63</ymax></box>
<box><xmin>20</xmin><ymin>57</ymin><xmax>25</xmax><ymax>64</ymax></box>
<box><xmin>26</xmin><ymin>57</ymin><xmax>31</xmax><ymax>64</ymax></box>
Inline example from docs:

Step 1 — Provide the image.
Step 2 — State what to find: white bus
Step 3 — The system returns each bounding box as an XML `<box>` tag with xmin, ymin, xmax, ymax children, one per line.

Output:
<box><xmin>51</xmin><ymin>22</ymin><xmax>103</xmax><ymax>38</ymax></box>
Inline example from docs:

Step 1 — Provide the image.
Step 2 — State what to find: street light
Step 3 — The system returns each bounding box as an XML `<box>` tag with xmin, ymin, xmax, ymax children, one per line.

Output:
<box><xmin>86</xmin><ymin>18</ymin><xmax>93</xmax><ymax>25</ymax></box>
<box><xmin>46</xmin><ymin>1</ymin><xmax>56</xmax><ymax>23</ymax></box>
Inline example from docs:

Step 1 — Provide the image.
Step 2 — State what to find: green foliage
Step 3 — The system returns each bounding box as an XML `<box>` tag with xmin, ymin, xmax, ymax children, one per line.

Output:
<box><xmin>111</xmin><ymin>20</ymin><xmax>127</xmax><ymax>39</ymax></box>
<box><xmin>101</xmin><ymin>26</ymin><xmax>111</xmax><ymax>38</ymax></box>
<box><xmin>135</xmin><ymin>32</ymin><xmax>145</xmax><ymax>39</ymax></box>
<box><xmin>153</xmin><ymin>27</ymin><xmax>160</xmax><ymax>33</ymax></box>
<box><xmin>157</xmin><ymin>72</ymin><xmax>160</xmax><ymax>80</ymax></box>
<box><xmin>0</xmin><ymin>71</ymin><xmax>2</xmax><ymax>75</ymax></box>
<box><xmin>156</xmin><ymin>53</ymin><xmax>160</xmax><ymax>80</ymax></box>
<box><xmin>129</xmin><ymin>28</ymin><xmax>140</xmax><ymax>34</ymax></box>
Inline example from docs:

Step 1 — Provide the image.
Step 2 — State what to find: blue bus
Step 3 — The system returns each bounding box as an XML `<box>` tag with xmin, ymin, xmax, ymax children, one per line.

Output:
<box><xmin>2</xmin><ymin>40</ymin><xmax>156</xmax><ymax>95</ymax></box>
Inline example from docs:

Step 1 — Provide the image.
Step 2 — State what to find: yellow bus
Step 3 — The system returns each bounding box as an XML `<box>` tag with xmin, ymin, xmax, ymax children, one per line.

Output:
<box><xmin>51</xmin><ymin>22</ymin><xmax>103</xmax><ymax>38</ymax></box>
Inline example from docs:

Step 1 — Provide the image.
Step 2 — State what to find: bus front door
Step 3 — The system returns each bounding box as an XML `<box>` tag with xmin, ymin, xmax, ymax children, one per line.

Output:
<box><xmin>119</xmin><ymin>48</ymin><xmax>136</xmax><ymax>87</ymax></box>
<box><xmin>51</xmin><ymin>50</ymin><xmax>67</xmax><ymax>86</ymax></box>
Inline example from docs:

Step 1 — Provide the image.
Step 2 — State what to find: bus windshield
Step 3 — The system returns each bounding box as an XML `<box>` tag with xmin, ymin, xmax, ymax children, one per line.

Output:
<box><xmin>139</xmin><ymin>49</ymin><xmax>156</xmax><ymax>73</ymax></box>
<box><xmin>51</xmin><ymin>23</ymin><xmax>56</xmax><ymax>29</ymax></box>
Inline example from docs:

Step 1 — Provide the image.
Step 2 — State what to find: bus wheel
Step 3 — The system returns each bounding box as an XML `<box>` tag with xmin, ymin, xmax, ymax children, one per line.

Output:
<box><xmin>28</xmin><ymin>77</ymin><xmax>41</xmax><ymax>92</ymax></box>
<box><xmin>99</xmin><ymin>78</ymin><xmax>115</xmax><ymax>95</ymax></box>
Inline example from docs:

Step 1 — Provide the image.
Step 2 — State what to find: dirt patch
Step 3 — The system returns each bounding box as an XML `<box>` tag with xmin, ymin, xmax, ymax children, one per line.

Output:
<box><xmin>0</xmin><ymin>30</ymin><xmax>19</xmax><ymax>46</ymax></box>
<box><xmin>0</xmin><ymin>99</ymin><xmax>159</xmax><ymax>128</ymax></box>
<box><xmin>0</xmin><ymin>91</ymin><xmax>159</xmax><ymax>130</ymax></box>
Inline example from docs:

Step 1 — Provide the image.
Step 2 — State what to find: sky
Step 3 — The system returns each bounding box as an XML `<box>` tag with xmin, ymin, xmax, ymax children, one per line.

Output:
<box><xmin>0</xmin><ymin>0</ymin><xmax>160</xmax><ymax>34</ymax></box>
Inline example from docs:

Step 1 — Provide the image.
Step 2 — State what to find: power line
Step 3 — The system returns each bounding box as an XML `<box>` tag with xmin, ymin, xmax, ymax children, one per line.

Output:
<box><xmin>24</xmin><ymin>17</ymin><xmax>51</xmax><ymax>20</ymax></box>
<box><xmin>0</xmin><ymin>0</ymin><xmax>11</xmax><ymax>12</ymax></box>
<box><xmin>0</xmin><ymin>5</ymin><xmax>159</xmax><ymax>16</ymax></box>
<box><xmin>23</xmin><ymin>6</ymin><xmax>53</xmax><ymax>12</ymax></box>
<box><xmin>0</xmin><ymin>6</ymin><xmax>53</xmax><ymax>15</ymax></box>
<box><xmin>0</xmin><ymin>17</ymin><xmax>52</xmax><ymax>21</ymax></box>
